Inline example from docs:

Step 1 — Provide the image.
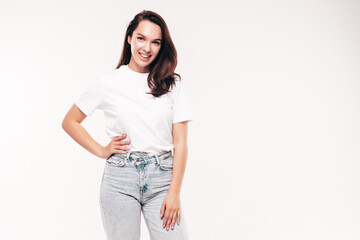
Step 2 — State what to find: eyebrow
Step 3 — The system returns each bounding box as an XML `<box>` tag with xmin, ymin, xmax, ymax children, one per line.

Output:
<box><xmin>136</xmin><ymin>33</ymin><xmax>162</xmax><ymax>42</ymax></box>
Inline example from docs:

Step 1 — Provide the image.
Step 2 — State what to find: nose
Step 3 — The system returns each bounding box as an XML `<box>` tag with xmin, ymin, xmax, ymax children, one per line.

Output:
<box><xmin>144</xmin><ymin>42</ymin><xmax>151</xmax><ymax>53</ymax></box>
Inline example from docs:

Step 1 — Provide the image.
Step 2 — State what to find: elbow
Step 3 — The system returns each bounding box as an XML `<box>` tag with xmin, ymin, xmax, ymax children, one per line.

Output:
<box><xmin>173</xmin><ymin>137</ymin><xmax>188</xmax><ymax>148</ymax></box>
<box><xmin>62</xmin><ymin>119</ymin><xmax>68</xmax><ymax>131</ymax></box>
<box><xmin>62</xmin><ymin>117</ymin><xmax>73</xmax><ymax>131</ymax></box>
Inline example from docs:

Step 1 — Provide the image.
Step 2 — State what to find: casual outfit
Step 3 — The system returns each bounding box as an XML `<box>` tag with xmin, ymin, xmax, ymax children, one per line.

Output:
<box><xmin>75</xmin><ymin>64</ymin><xmax>194</xmax><ymax>239</ymax></box>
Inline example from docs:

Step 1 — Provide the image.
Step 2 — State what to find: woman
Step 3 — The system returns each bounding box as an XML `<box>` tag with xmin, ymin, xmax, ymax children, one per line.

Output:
<box><xmin>62</xmin><ymin>10</ymin><xmax>194</xmax><ymax>240</ymax></box>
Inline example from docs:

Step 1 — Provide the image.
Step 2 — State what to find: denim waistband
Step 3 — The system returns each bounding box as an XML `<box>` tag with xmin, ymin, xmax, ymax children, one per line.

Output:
<box><xmin>112</xmin><ymin>150</ymin><xmax>172</xmax><ymax>165</ymax></box>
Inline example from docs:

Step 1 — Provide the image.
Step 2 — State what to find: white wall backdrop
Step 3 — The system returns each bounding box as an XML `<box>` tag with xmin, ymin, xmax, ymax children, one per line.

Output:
<box><xmin>1</xmin><ymin>0</ymin><xmax>359</xmax><ymax>239</ymax></box>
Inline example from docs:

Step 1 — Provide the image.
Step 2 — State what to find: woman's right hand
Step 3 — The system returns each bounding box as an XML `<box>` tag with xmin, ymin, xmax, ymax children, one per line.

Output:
<box><xmin>98</xmin><ymin>134</ymin><xmax>131</xmax><ymax>159</ymax></box>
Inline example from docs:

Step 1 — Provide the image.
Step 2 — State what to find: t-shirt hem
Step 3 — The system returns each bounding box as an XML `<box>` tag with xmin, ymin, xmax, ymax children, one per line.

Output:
<box><xmin>172</xmin><ymin>117</ymin><xmax>195</xmax><ymax>124</ymax></box>
<box><xmin>75</xmin><ymin>101</ymin><xmax>91</xmax><ymax>116</ymax></box>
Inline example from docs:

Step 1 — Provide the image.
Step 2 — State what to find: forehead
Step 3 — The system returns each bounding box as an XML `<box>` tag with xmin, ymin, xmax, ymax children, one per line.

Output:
<box><xmin>134</xmin><ymin>20</ymin><xmax>162</xmax><ymax>39</ymax></box>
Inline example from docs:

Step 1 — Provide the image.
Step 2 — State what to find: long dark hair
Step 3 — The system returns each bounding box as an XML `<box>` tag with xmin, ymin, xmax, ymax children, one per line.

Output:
<box><xmin>116</xmin><ymin>10</ymin><xmax>181</xmax><ymax>97</ymax></box>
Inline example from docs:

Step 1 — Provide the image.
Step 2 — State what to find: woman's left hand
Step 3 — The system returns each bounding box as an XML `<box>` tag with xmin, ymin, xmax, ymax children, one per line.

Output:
<box><xmin>160</xmin><ymin>191</ymin><xmax>181</xmax><ymax>231</ymax></box>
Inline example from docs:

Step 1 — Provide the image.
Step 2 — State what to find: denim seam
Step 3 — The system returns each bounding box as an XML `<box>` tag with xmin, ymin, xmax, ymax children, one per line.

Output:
<box><xmin>99</xmin><ymin>173</ymin><xmax>109</xmax><ymax>237</ymax></box>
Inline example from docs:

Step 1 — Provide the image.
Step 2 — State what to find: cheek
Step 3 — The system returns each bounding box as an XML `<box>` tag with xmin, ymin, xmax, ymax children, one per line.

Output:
<box><xmin>131</xmin><ymin>45</ymin><xmax>142</xmax><ymax>58</ymax></box>
<box><xmin>132</xmin><ymin>42</ymin><xmax>141</xmax><ymax>51</ymax></box>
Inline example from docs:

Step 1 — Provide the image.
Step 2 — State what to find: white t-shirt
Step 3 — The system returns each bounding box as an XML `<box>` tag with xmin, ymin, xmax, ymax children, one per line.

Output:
<box><xmin>74</xmin><ymin>64</ymin><xmax>194</xmax><ymax>154</ymax></box>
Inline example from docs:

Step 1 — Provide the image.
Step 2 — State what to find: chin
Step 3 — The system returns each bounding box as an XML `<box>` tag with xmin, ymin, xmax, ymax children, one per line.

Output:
<box><xmin>137</xmin><ymin>60</ymin><xmax>152</xmax><ymax>68</ymax></box>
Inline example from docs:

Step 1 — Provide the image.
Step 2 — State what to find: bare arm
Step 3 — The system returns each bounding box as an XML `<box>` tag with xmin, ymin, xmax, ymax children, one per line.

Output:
<box><xmin>160</xmin><ymin>121</ymin><xmax>189</xmax><ymax>230</ymax></box>
<box><xmin>168</xmin><ymin>121</ymin><xmax>189</xmax><ymax>195</ymax></box>
<box><xmin>62</xmin><ymin>104</ymin><xmax>105</xmax><ymax>158</ymax></box>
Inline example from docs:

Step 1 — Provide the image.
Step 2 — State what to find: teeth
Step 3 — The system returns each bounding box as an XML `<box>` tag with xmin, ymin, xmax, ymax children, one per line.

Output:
<box><xmin>140</xmin><ymin>53</ymin><xmax>150</xmax><ymax>58</ymax></box>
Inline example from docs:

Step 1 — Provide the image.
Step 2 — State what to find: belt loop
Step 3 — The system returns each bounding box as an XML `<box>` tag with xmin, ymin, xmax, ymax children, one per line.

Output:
<box><xmin>155</xmin><ymin>154</ymin><xmax>160</xmax><ymax>165</ymax></box>
<box><xmin>126</xmin><ymin>151</ymin><xmax>131</xmax><ymax>161</ymax></box>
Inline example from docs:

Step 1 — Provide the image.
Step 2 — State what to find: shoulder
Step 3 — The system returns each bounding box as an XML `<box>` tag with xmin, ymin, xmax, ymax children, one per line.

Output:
<box><xmin>171</xmin><ymin>74</ymin><xmax>182</xmax><ymax>91</ymax></box>
<box><xmin>174</xmin><ymin>74</ymin><xmax>182</xmax><ymax>83</ymax></box>
<box><xmin>101</xmin><ymin>66</ymin><xmax>124</xmax><ymax>79</ymax></box>
<box><xmin>98</xmin><ymin>66</ymin><xmax>127</xmax><ymax>85</ymax></box>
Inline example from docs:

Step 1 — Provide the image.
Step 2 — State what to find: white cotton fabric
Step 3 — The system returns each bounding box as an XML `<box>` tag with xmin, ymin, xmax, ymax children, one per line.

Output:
<box><xmin>74</xmin><ymin>64</ymin><xmax>194</xmax><ymax>154</ymax></box>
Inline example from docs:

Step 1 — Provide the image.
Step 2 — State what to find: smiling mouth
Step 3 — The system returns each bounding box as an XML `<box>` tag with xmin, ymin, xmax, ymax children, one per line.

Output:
<box><xmin>139</xmin><ymin>53</ymin><xmax>151</xmax><ymax>58</ymax></box>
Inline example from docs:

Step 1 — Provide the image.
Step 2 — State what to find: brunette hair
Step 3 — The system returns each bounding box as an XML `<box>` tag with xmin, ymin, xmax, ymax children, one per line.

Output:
<box><xmin>116</xmin><ymin>10</ymin><xmax>181</xmax><ymax>97</ymax></box>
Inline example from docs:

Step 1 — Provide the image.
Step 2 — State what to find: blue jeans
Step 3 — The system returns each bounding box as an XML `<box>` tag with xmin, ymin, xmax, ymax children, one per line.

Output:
<box><xmin>99</xmin><ymin>151</ymin><xmax>190</xmax><ymax>240</ymax></box>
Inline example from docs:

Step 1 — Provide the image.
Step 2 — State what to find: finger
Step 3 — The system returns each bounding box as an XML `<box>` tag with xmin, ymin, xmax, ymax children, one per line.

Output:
<box><xmin>120</xmin><ymin>140</ymin><xmax>131</xmax><ymax>145</ymax></box>
<box><xmin>160</xmin><ymin>202</ymin><xmax>166</xmax><ymax>218</ymax></box>
<box><xmin>115</xmin><ymin>138</ymin><xmax>127</xmax><ymax>143</ymax></box>
<box><xmin>163</xmin><ymin>211</ymin><xmax>169</xmax><ymax>228</ymax></box>
<box><xmin>116</xmin><ymin>140</ymin><xmax>130</xmax><ymax>147</ymax></box>
<box><xmin>113</xmin><ymin>146</ymin><xmax>128</xmax><ymax>153</ymax></box>
<box><xmin>115</xmin><ymin>144</ymin><xmax>130</xmax><ymax>150</ymax></box>
<box><xmin>166</xmin><ymin>210</ymin><xmax>174</xmax><ymax>230</ymax></box>
<box><xmin>115</xmin><ymin>135</ymin><xmax>127</xmax><ymax>140</ymax></box>
<box><xmin>177</xmin><ymin>210</ymin><xmax>181</xmax><ymax>225</ymax></box>
<box><xmin>171</xmin><ymin>211</ymin><xmax>178</xmax><ymax>230</ymax></box>
<box><xmin>114</xmin><ymin>142</ymin><xmax>127</xmax><ymax>147</ymax></box>
<box><xmin>115</xmin><ymin>150</ymin><xmax>127</xmax><ymax>154</ymax></box>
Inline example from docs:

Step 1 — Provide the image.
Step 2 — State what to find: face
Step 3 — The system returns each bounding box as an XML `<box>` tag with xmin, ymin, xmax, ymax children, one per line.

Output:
<box><xmin>127</xmin><ymin>20</ymin><xmax>162</xmax><ymax>73</ymax></box>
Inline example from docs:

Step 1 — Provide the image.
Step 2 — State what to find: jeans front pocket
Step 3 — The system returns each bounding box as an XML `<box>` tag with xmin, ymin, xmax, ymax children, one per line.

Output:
<box><xmin>159</xmin><ymin>155</ymin><xmax>173</xmax><ymax>171</ymax></box>
<box><xmin>106</xmin><ymin>155</ymin><xmax>126</xmax><ymax>167</ymax></box>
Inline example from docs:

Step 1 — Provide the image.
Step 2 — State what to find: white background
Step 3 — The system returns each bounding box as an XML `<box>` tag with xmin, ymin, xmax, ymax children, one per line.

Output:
<box><xmin>1</xmin><ymin>0</ymin><xmax>359</xmax><ymax>239</ymax></box>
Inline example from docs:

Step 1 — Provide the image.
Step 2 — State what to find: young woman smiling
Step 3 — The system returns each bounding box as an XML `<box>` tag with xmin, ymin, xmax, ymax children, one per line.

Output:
<box><xmin>62</xmin><ymin>10</ymin><xmax>194</xmax><ymax>240</ymax></box>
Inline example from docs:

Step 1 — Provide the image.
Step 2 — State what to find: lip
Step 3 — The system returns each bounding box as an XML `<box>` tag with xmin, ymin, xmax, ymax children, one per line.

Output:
<box><xmin>139</xmin><ymin>52</ymin><xmax>151</xmax><ymax>61</ymax></box>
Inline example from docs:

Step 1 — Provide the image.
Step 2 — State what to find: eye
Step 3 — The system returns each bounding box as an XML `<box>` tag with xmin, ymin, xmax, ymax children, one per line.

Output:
<box><xmin>153</xmin><ymin>42</ymin><xmax>160</xmax><ymax>45</ymax></box>
<box><xmin>137</xmin><ymin>37</ymin><xmax>144</xmax><ymax>40</ymax></box>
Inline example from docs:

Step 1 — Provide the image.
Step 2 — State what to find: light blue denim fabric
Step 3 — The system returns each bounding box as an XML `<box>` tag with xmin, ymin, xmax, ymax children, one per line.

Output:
<box><xmin>99</xmin><ymin>150</ymin><xmax>189</xmax><ymax>240</ymax></box>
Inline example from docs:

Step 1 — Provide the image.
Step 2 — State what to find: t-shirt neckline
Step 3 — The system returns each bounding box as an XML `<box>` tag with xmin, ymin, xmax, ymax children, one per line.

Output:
<box><xmin>125</xmin><ymin>64</ymin><xmax>149</xmax><ymax>77</ymax></box>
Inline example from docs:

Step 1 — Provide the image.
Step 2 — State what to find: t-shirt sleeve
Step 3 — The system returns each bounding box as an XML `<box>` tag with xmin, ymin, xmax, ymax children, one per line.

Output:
<box><xmin>172</xmin><ymin>80</ymin><xmax>195</xmax><ymax>124</ymax></box>
<box><xmin>74</xmin><ymin>75</ymin><xmax>103</xmax><ymax>117</ymax></box>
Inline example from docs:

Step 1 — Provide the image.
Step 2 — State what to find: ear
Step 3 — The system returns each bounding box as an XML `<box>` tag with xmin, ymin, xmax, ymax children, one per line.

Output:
<box><xmin>127</xmin><ymin>35</ymin><xmax>131</xmax><ymax>45</ymax></box>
